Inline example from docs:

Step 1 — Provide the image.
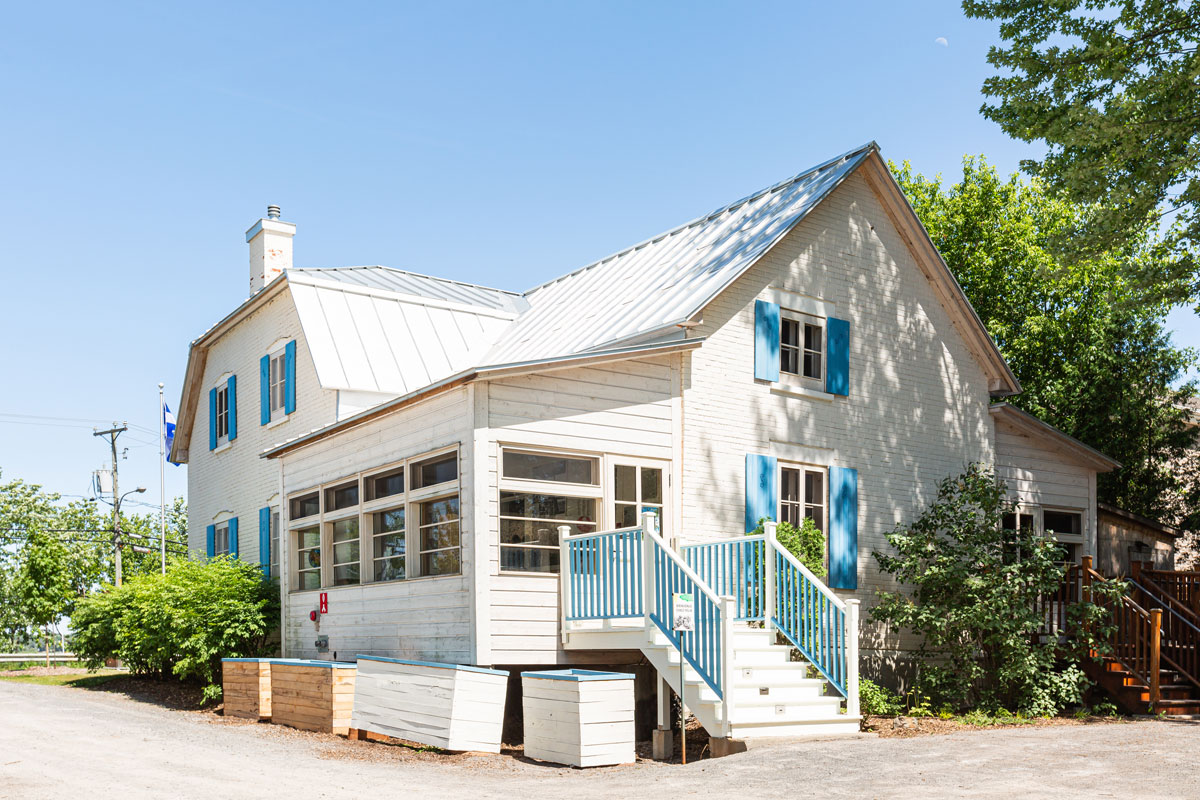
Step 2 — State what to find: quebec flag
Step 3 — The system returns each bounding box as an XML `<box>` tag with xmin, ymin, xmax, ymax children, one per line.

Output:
<box><xmin>163</xmin><ymin>401</ymin><xmax>178</xmax><ymax>465</ymax></box>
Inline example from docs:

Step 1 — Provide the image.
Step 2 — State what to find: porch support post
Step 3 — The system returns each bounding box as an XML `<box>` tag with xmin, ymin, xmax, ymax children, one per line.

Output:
<box><xmin>720</xmin><ymin>595</ymin><xmax>737</xmax><ymax>737</ymax></box>
<box><xmin>558</xmin><ymin>525</ymin><xmax>571</xmax><ymax>645</ymax></box>
<box><xmin>642</xmin><ymin>511</ymin><xmax>657</xmax><ymax>633</ymax></box>
<box><xmin>1150</xmin><ymin>608</ymin><xmax>1162</xmax><ymax>707</ymax></box>
<box><xmin>764</xmin><ymin>521</ymin><xmax>777</xmax><ymax>631</ymax></box>
<box><xmin>652</xmin><ymin>673</ymin><xmax>674</xmax><ymax>760</ymax></box>
<box><xmin>846</xmin><ymin>598</ymin><xmax>861</xmax><ymax>719</ymax></box>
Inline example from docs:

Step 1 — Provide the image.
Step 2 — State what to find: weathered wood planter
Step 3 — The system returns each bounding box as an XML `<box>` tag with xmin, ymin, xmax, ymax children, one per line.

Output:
<box><xmin>221</xmin><ymin>658</ymin><xmax>273</xmax><ymax>721</ymax></box>
<box><xmin>350</xmin><ymin>656</ymin><xmax>509</xmax><ymax>753</ymax></box>
<box><xmin>269</xmin><ymin>659</ymin><xmax>357</xmax><ymax>735</ymax></box>
<box><xmin>521</xmin><ymin>669</ymin><xmax>636</xmax><ymax>767</ymax></box>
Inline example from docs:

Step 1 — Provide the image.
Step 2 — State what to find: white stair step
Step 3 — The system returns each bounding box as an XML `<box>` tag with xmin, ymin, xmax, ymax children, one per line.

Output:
<box><xmin>730</xmin><ymin>628</ymin><xmax>777</xmax><ymax>646</ymax></box>
<box><xmin>734</xmin><ymin>665</ymin><xmax>815</xmax><ymax>684</ymax></box>
<box><xmin>729</xmin><ymin>717</ymin><xmax>861</xmax><ymax>739</ymax></box>
<box><xmin>731</xmin><ymin>698</ymin><xmax>843</xmax><ymax>724</ymax></box>
<box><xmin>731</xmin><ymin>682</ymin><xmax>827</xmax><ymax>703</ymax></box>
<box><xmin>733</xmin><ymin>646</ymin><xmax>798</xmax><ymax>666</ymax></box>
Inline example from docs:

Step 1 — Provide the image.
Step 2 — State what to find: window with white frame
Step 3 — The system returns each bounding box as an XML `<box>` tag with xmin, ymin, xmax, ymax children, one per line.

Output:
<box><xmin>213</xmin><ymin>520</ymin><xmax>230</xmax><ymax>556</ymax></box>
<box><xmin>285</xmin><ymin>448</ymin><xmax>461</xmax><ymax>592</ymax></box>
<box><xmin>499</xmin><ymin>450</ymin><xmax>600</xmax><ymax>573</ymax></box>
<box><xmin>779</xmin><ymin>463</ymin><xmax>827</xmax><ymax>533</ymax></box>
<box><xmin>295</xmin><ymin>525</ymin><xmax>320</xmax><ymax>589</ymax></box>
<box><xmin>269</xmin><ymin>350</ymin><xmax>287</xmax><ymax>419</ymax></box>
<box><xmin>613</xmin><ymin>462</ymin><xmax>664</xmax><ymax>530</ymax></box>
<box><xmin>1043</xmin><ymin>509</ymin><xmax>1083</xmax><ymax>563</ymax></box>
<box><xmin>781</xmin><ymin>313</ymin><xmax>824</xmax><ymax>381</ymax></box>
<box><xmin>215</xmin><ymin>384</ymin><xmax>231</xmax><ymax>442</ymax></box>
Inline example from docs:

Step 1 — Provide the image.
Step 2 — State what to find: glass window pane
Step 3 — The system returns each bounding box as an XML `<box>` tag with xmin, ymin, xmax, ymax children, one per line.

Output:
<box><xmin>374</xmin><ymin>556</ymin><xmax>405</xmax><ymax>582</ymax></box>
<box><xmin>298</xmin><ymin>571</ymin><xmax>321</xmax><ymax>590</ymax></box>
<box><xmin>641</xmin><ymin>468</ymin><xmax>663</xmax><ymax>505</ymax></box>
<box><xmin>804</xmin><ymin>324</ymin><xmax>821</xmax><ymax>351</ymax></box>
<box><xmin>333</xmin><ymin>539</ymin><xmax>359</xmax><ymax>564</ymax></box>
<box><xmin>327</xmin><ymin>483</ymin><xmax>359</xmax><ymax>511</ymax></box>
<box><xmin>782</xmin><ymin>319</ymin><xmax>799</xmax><ymax>347</ymax></box>
<box><xmin>412</xmin><ymin>453</ymin><xmax>457</xmax><ymax>489</ymax></box>
<box><xmin>296</xmin><ymin>525</ymin><xmax>320</xmax><ymax>549</ymax></box>
<box><xmin>805</xmin><ymin>471</ymin><xmax>823</xmax><ymax>504</ymax></box>
<box><xmin>291</xmin><ymin>493</ymin><xmax>319</xmax><ymax>520</ymax></box>
<box><xmin>422</xmin><ymin>549</ymin><xmax>461</xmax><ymax>576</ymax></box>
<box><xmin>805</xmin><ymin>507</ymin><xmax>824</xmax><ymax>533</ymax></box>
<box><xmin>422</xmin><ymin>496</ymin><xmax>459</xmax><ymax>525</ymax></box>
<box><xmin>332</xmin><ymin>518</ymin><xmax>358</xmax><ymax>542</ymax></box>
<box><xmin>782</xmin><ymin>468</ymin><xmax>800</xmax><ymax>503</ymax></box>
<box><xmin>614</xmin><ymin>465</ymin><xmax>636</xmax><ymax>503</ymax></box>
<box><xmin>499</xmin><ymin>493</ymin><xmax>595</xmax><ymax>521</ymax></box>
<box><xmin>500</xmin><ymin>547</ymin><xmax>560</xmax><ymax>573</ymax></box>
<box><xmin>421</xmin><ymin>521</ymin><xmax>460</xmax><ymax>551</ymax></box>
<box><xmin>374</xmin><ymin>508</ymin><xmax>405</xmax><ymax>534</ymax></box>
<box><xmin>615</xmin><ymin>503</ymin><xmax>637</xmax><ymax>528</ymax></box>
<box><xmin>298</xmin><ymin>546</ymin><xmax>320</xmax><ymax>571</ymax></box>
<box><xmin>373</xmin><ymin>532</ymin><xmax>406</xmax><ymax>559</ymax></box>
<box><xmin>503</xmin><ymin>451</ymin><xmax>597</xmax><ymax>484</ymax></box>
<box><xmin>333</xmin><ymin>563</ymin><xmax>360</xmax><ymax>586</ymax></box>
<box><xmin>367</xmin><ymin>468</ymin><xmax>405</xmax><ymax>501</ymax></box>
<box><xmin>1043</xmin><ymin>511</ymin><xmax>1081</xmax><ymax>536</ymax></box>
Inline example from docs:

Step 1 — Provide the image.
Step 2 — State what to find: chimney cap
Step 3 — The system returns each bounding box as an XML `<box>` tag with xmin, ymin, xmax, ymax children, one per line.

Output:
<box><xmin>267</xmin><ymin>205</ymin><xmax>281</xmax><ymax>220</ymax></box>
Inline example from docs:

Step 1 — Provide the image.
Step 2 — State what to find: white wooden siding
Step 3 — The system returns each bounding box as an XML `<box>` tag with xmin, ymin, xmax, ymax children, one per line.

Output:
<box><xmin>479</xmin><ymin>358</ymin><xmax>675</xmax><ymax>664</ymax></box>
<box><xmin>278</xmin><ymin>387</ymin><xmax>476</xmax><ymax>663</ymax></box>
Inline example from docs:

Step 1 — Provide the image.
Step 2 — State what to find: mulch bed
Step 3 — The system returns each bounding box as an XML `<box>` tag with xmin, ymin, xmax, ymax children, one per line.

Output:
<box><xmin>0</xmin><ymin>666</ymin><xmax>91</xmax><ymax>677</ymax></box>
<box><xmin>864</xmin><ymin>713</ymin><xmax>1131</xmax><ymax>738</ymax></box>
<box><xmin>94</xmin><ymin>675</ymin><xmax>209</xmax><ymax>711</ymax></box>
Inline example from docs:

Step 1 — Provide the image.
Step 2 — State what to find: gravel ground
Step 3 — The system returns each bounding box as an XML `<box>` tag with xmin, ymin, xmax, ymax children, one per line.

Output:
<box><xmin>2</xmin><ymin>680</ymin><xmax>1199</xmax><ymax>800</ymax></box>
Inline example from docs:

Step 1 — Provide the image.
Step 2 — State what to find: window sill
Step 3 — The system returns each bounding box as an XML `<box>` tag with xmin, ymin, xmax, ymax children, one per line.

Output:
<box><xmin>770</xmin><ymin>382</ymin><xmax>834</xmax><ymax>403</ymax></box>
<box><xmin>265</xmin><ymin>413</ymin><xmax>291</xmax><ymax>430</ymax></box>
<box><xmin>287</xmin><ymin>572</ymin><xmax>462</xmax><ymax>594</ymax></box>
<box><xmin>212</xmin><ymin>441</ymin><xmax>233</xmax><ymax>455</ymax></box>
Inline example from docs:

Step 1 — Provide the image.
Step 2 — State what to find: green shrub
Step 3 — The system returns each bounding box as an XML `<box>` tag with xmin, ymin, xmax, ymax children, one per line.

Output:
<box><xmin>72</xmin><ymin>557</ymin><xmax>278</xmax><ymax>702</ymax></box>
<box><xmin>752</xmin><ymin>517</ymin><xmax>826</xmax><ymax>577</ymax></box>
<box><xmin>859</xmin><ymin>678</ymin><xmax>904</xmax><ymax>716</ymax></box>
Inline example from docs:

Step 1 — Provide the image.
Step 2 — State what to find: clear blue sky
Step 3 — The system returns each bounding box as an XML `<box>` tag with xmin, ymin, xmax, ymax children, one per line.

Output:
<box><xmin>0</xmin><ymin>1</ymin><xmax>1196</xmax><ymax>515</ymax></box>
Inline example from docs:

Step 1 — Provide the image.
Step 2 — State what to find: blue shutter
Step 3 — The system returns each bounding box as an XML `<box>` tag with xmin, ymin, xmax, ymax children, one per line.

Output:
<box><xmin>227</xmin><ymin>375</ymin><xmax>238</xmax><ymax>441</ymax></box>
<box><xmin>259</xmin><ymin>507</ymin><xmax>271</xmax><ymax>578</ymax></box>
<box><xmin>828</xmin><ymin>466</ymin><xmax>858</xmax><ymax>590</ymax></box>
<box><xmin>260</xmin><ymin>355</ymin><xmax>271</xmax><ymax>426</ymax></box>
<box><xmin>745</xmin><ymin>453</ymin><xmax>778</xmax><ymax>533</ymax></box>
<box><xmin>229</xmin><ymin>517</ymin><xmax>239</xmax><ymax>559</ymax></box>
<box><xmin>826</xmin><ymin>317</ymin><xmax>850</xmax><ymax>396</ymax></box>
<box><xmin>284</xmin><ymin>340</ymin><xmax>297</xmax><ymax>414</ymax></box>
<box><xmin>208</xmin><ymin>388</ymin><xmax>217</xmax><ymax>451</ymax></box>
<box><xmin>754</xmin><ymin>300</ymin><xmax>780</xmax><ymax>382</ymax></box>
<box><xmin>205</xmin><ymin>524</ymin><xmax>215</xmax><ymax>558</ymax></box>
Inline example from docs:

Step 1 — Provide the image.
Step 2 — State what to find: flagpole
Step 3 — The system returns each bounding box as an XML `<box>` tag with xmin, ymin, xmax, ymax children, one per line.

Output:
<box><xmin>159</xmin><ymin>382</ymin><xmax>166</xmax><ymax>574</ymax></box>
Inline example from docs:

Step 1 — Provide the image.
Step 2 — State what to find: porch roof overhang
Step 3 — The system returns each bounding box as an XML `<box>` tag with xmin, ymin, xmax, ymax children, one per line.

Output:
<box><xmin>989</xmin><ymin>402</ymin><xmax>1121</xmax><ymax>472</ymax></box>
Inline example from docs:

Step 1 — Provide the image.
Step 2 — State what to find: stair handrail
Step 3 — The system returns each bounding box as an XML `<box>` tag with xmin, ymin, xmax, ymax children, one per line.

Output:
<box><xmin>1133</xmin><ymin>568</ymin><xmax>1200</xmax><ymax>628</ymax></box>
<box><xmin>1127</xmin><ymin>576</ymin><xmax>1200</xmax><ymax>692</ymax></box>
<box><xmin>764</xmin><ymin>521</ymin><xmax>860</xmax><ymax>717</ymax></box>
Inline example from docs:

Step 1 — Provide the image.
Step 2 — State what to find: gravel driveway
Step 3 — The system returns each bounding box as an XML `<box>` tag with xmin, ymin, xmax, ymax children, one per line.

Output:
<box><xmin>2</xmin><ymin>680</ymin><xmax>1199</xmax><ymax>799</ymax></box>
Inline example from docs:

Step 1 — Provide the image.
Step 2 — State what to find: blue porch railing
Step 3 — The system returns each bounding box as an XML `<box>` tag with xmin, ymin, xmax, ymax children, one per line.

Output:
<box><xmin>681</xmin><ymin>536</ymin><xmax>765</xmax><ymax>621</ymax></box>
<box><xmin>773</xmin><ymin>545</ymin><xmax>847</xmax><ymax>696</ymax></box>
<box><xmin>648</xmin><ymin>533</ymin><xmax>726</xmax><ymax>696</ymax></box>
<box><xmin>564</xmin><ymin>526</ymin><xmax>644</xmax><ymax>620</ymax></box>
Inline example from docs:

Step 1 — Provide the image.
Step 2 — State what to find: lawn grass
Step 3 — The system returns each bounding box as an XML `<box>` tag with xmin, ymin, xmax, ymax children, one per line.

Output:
<box><xmin>0</xmin><ymin>670</ymin><xmax>124</xmax><ymax>688</ymax></box>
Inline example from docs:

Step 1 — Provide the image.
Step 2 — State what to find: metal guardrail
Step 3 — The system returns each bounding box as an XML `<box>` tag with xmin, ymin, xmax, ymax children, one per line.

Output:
<box><xmin>0</xmin><ymin>653</ymin><xmax>79</xmax><ymax>663</ymax></box>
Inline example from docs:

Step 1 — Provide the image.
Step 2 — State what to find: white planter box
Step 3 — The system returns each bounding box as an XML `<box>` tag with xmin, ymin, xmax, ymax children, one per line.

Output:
<box><xmin>521</xmin><ymin>669</ymin><xmax>635</xmax><ymax>767</ymax></box>
<box><xmin>350</xmin><ymin>655</ymin><xmax>509</xmax><ymax>753</ymax></box>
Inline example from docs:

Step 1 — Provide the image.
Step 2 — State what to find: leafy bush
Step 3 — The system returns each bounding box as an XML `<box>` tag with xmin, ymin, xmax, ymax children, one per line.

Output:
<box><xmin>870</xmin><ymin>463</ymin><xmax>1102</xmax><ymax>716</ymax></box>
<box><xmin>72</xmin><ymin>557</ymin><xmax>278</xmax><ymax>702</ymax></box>
<box><xmin>752</xmin><ymin>517</ymin><xmax>826</xmax><ymax>577</ymax></box>
<box><xmin>859</xmin><ymin>678</ymin><xmax>903</xmax><ymax>716</ymax></box>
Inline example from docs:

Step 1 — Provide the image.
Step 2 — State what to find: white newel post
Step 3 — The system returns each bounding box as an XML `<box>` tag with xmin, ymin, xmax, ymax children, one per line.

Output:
<box><xmin>763</xmin><ymin>521</ymin><xmax>777</xmax><ymax>630</ymax></box>
<box><xmin>720</xmin><ymin>595</ymin><xmax>737</xmax><ymax>736</ymax></box>
<box><xmin>846</xmin><ymin>598</ymin><xmax>861</xmax><ymax>718</ymax></box>
<box><xmin>641</xmin><ymin>511</ymin><xmax>657</xmax><ymax>632</ymax></box>
<box><xmin>558</xmin><ymin>525</ymin><xmax>571</xmax><ymax>645</ymax></box>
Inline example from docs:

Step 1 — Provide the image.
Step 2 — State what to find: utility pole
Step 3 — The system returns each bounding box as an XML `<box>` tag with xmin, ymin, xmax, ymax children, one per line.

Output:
<box><xmin>93</xmin><ymin>423</ymin><xmax>127</xmax><ymax>586</ymax></box>
<box><xmin>158</xmin><ymin>382</ymin><xmax>166</xmax><ymax>575</ymax></box>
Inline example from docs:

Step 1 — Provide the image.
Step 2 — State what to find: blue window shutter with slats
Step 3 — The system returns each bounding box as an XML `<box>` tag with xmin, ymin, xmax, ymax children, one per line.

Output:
<box><xmin>227</xmin><ymin>375</ymin><xmax>238</xmax><ymax>441</ymax></box>
<box><xmin>208</xmin><ymin>389</ymin><xmax>217</xmax><ymax>451</ymax></box>
<box><xmin>259</xmin><ymin>507</ymin><xmax>271</xmax><ymax>578</ymax></box>
<box><xmin>284</xmin><ymin>340</ymin><xmax>296</xmax><ymax>414</ymax></box>
<box><xmin>260</xmin><ymin>355</ymin><xmax>271</xmax><ymax>426</ymax></box>
<box><xmin>229</xmin><ymin>517</ymin><xmax>239</xmax><ymax>559</ymax></box>
<box><xmin>754</xmin><ymin>300</ymin><xmax>780</xmax><ymax>382</ymax></box>
<box><xmin>826</xmin><ymin>317</ymin><xmax>850</xmax><ymax>396</ymax></box>
<box><xmin>745</xmin><ymin>453</ymin><xmax>778</xmax><ymax>533</ymax></box>
<box><xmin>205</xmin><ymin>524</ymin><xmax>215</xmax><ymax>558</ymax></box>
<box><xmin>828</xmin><ymin>466</ymin><xmax>858</xmax><ymax>590</ymax></box>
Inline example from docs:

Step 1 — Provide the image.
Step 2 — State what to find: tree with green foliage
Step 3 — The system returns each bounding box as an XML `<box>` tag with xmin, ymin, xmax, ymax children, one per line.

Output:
<box><xmin>893</xmin><ymin>156</ymin><xmax>1197</xmax><ymax>525</ymax></box>
<box><xmin>871</xmin><ymin>463</ymin><xmax>1092</xmax><ymax>715</ymax></box>
<box><xmin>72</xmin><ymin>557</ymin><xmax>278</xmax><ymax>703</ymax></box>
<box><xmin>751</xmin><ymin>516</ymin><xmax>826</xmax><ymax>577</ymax></box>
<box><xmin>964</xmin><ymin>0</ymin><xmax>1200</xmax><ymax>296</ymax></box>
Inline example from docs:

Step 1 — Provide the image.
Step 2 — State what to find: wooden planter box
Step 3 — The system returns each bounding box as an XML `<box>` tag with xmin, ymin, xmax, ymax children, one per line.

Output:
<box><xmin>350</xmin><ymin>656</ymin><xmax>509</xmax><ymax>753</ymax></box>
<box><xmin>221</xmin><ymin>658</ymin><xmax>273</xmax><ymax>721</ymax></box>
<box><xmin>521</xmin><ymin>669</ymin><xmax>635</xmax><ymax>767</ymax></box>
<box><xmin>269</xmin><ymin>659</ymin><xmax>357</xmax><ymax>734</ymax></box>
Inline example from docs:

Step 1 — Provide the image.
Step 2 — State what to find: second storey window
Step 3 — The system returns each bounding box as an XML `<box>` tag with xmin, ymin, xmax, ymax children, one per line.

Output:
<box><xmin>269</xmin><ymin>350</ymin><xmax>287</xmax><ymax>416</ymax></box>
<box><xmin>215</xmin><ymin>386</ymin><xmax>230</xmax><ymax>440</ymax></box>
<box><xmin>781</xmin><ymin>315</ymin><xmax>823</xmax><ymax>381</ymax></box>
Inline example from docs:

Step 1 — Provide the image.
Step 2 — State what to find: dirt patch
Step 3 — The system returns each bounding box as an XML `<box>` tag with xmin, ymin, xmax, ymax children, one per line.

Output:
<box><xmin>864</xmin><ymin>713</ymin><xmax>1132</xmax><ymax>738</ymax></box>
<box><xmin>0</xmin><ymin>666</ymin><xmax>91</xmax><ymax>677</ymax></box>
<box><xmin>86</xmin><ymin>675</ymin><xmax>211</xmax><ymax>711</ymax></box>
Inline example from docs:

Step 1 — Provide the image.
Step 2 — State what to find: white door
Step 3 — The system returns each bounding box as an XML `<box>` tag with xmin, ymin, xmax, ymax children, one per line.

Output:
<box><xmin>611</xmin><ymin>459</ymin><xmax>667</xmax><ymax>533</ymax></box>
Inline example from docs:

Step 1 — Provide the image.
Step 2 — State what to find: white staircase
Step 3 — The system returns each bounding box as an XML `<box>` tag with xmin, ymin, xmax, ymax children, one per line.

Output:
<box><xmin>559</xmin><ymin>514</ymin><xmax>861</xmax><ymax>741</ymax></box>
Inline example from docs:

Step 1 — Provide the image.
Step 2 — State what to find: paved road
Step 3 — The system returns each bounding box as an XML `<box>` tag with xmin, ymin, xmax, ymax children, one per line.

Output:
<box><xmin>2</xmin><ymin>680</ymin><xmax>1199</xmax><ymax>799</ymax></box>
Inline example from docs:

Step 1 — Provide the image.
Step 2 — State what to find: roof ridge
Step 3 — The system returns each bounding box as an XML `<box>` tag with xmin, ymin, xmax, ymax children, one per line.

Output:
<box><xmin>521</xmin><ymin>141</ymin><xmax>879</xmax><ymax>296</ymax></box>
<box><xmin>291</xmin><ymin>265</ymin><xmax>522</xmax><ymax>297</ymax></box>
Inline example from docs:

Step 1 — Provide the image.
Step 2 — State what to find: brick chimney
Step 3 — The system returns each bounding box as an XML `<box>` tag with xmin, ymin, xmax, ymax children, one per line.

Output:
<box><xmin>246</xmin><ymin>205</ymin><xmax>296</xmax><ymax>295</ymax></box>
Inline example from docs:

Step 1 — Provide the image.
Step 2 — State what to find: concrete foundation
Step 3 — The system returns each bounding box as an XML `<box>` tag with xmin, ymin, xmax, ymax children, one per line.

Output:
<box><xmin>651</xmin><ymin>728</ymin><xmax>674</xmax><ymax>760</ymax></box>
<box><xmin>709</xmin><ymin>736</ymin><xmax>747</xmax><ymax>758</ymax></box>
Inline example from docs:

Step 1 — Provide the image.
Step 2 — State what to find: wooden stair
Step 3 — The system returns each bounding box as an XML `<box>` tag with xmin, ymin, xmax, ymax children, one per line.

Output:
<box><xmin>1083</xmin><ymin>654</ymin><xmax>1200</xmax><ymax>715</ymax></box>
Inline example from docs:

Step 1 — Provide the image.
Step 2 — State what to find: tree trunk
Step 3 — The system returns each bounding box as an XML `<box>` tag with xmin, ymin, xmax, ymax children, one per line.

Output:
<box><xmin>45</xmin><ymin>627</ymin><xmax>50</xmax><ymax>668</ymax></box>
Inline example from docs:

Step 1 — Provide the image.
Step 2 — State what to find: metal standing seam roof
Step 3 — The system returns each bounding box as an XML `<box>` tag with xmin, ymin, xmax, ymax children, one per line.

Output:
<box><xmin>481</xmin><ymin>143</ymin><xmax>877</xmax><ymax>365</ymax></box>
<box><xmin>291</xmin><ymin>265</ymin><xmax>528</xmax><ymax>314</ymax></box>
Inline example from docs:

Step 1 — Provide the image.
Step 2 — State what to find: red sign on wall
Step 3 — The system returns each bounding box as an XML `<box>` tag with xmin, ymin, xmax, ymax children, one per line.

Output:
<box><xmin>319</xmin><ymin>592</ymin><xmax>328</xmax><ymax>614</ymax></box>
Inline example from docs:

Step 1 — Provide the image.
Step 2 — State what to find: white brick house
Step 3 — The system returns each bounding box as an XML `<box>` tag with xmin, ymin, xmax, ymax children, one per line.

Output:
<box><xmin>171</xmin><ymin>143</ymin><xmax>1116</xmax><ymax>738</ymax></box>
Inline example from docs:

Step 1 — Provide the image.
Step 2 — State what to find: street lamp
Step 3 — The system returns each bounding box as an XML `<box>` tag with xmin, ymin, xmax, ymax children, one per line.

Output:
<box><xmin>113</xmin><ymin>486</ymin><xmax>147</xmax><ymax>586</ymax></box>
